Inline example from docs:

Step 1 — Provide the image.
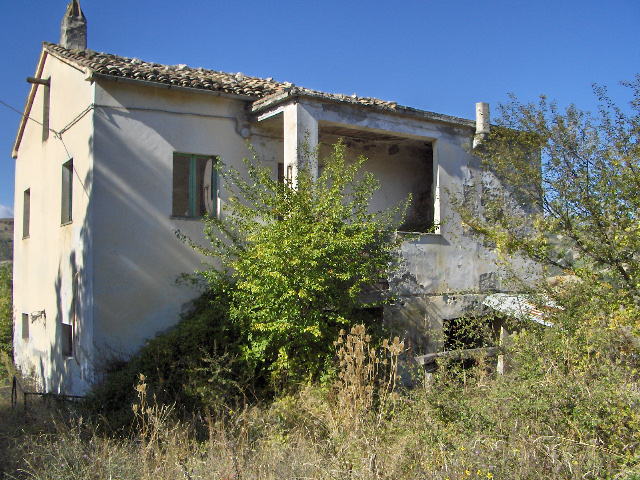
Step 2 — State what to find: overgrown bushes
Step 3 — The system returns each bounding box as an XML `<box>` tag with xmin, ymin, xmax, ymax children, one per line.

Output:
<box><xmin>187</xmin><ymin>141</ymin><xmax>408</xmax><ymax>385</ymax></box>
<box><xmin>4</xmin><ymin>316</ymin><xmax>640</xmax><ymax>479</ymax></box>
<box><xmin>83</xmin><ymin>277</ymin><xmax>252</xmax><ymax>430</ymax></box>
<box><xmin>0</xmin><ymin>263</ymin><xmax>12</xmax><ymax>378</ymax></box>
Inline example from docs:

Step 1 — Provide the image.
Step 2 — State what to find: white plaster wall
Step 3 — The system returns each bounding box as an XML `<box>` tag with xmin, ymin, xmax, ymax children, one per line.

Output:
<box><xmin>400</xmin><ymin>131</ymin><xmax>495</xmax><ymax>294</ymax></box>
<box><xmin>308</xmin><ymin>101</ymin><xmax>503</xmax><ymax>296</ymax></box>
<box><xmin>90</xmin><ymin>81</ymin><xmax>283</xmax><ymax>362</ymax></box>
<box><xmin>317</xmin><ymin>134</ymin><xmax>432</xmax><ymax>225</ymax></box>
<box><xmin>13</xmin><ymin>52</ymin><xmax>95</xmax><ymax>394</ymax></box>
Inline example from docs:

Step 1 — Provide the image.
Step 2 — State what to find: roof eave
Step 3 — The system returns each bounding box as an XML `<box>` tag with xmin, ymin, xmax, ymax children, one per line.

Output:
<box><xmin>251</xmin><ymin>89</ymin><xmax>475</xmax><ymax>129</ymax></box>
<box><xmin>12</xmin><ymin>48</ymin><xmax>49</xmax><ymax>158</ymax></box>
<box><xmin>89</xmin><ymin>72</ymin><xmax>257</xmax><ymax>102</ymax></box>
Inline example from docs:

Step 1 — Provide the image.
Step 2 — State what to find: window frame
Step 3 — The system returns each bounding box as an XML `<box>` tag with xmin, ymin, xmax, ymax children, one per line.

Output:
<box><xmin>61</xmin><ymin>159</ymin><xmax>73</xmax><ymax>225</ymax></box>
<box><xmin>171</xmin><ymin>152</ymin><xmax>218</xmax><ymax>219</ymax></box>
<box><xmin>23</xmin><ymin>189</ymin><xmax>30</xmax><ymax>238</ymax></box>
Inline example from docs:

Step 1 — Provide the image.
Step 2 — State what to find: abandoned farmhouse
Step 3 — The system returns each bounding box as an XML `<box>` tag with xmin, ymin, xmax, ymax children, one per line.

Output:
<box><xmin>12</xmin><ymin>2</ymin><xmax>531</xmax><ymax>395</ymax></box>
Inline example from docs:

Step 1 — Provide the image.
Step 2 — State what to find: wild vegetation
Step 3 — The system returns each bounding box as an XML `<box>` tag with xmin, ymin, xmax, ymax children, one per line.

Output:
<box><xmin>0</xmin><ymin>218</ymin><xmax>13</xmax><ymax>263</ymax></box>
<box><xmin>2</xmin><ymin>318</ymin><xmax>639</xmax><ymax>479</ymax></box>
<box><xmin>459</xmin><ymin>74</ymin><xmax>640</xmax><ymax>337</ymax></box>
<box><xmin>0</xmin><ymin>262</ymin><xmax>12</xmax><ymax>379</ymax></box>
<box><xmin>2</xmin><ymin>80</ymin><xmax>640</xmax><ymax>478</ymax></box>
<box><xmin>178</xmin><ymin>141</ymin><xmax>408</xmax><ymax>386</ymax></box>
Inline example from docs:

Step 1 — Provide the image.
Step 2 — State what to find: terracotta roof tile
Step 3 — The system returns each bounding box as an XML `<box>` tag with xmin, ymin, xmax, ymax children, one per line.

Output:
<box><xmin>43</xmin><ymin>42</ymin><xmax>399</xmax><ymax>110</ymax></box>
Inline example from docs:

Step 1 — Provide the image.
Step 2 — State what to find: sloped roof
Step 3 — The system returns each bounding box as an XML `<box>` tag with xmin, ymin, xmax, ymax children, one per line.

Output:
<box><xmin>13</xmin><ymin>42</ymin><xmax>476</xmax><ymax>157</ymax></box>
<box><xmin>44</xmin><ymin>42</ymin><xmax>401</xmax><ymax>110</ymax></box>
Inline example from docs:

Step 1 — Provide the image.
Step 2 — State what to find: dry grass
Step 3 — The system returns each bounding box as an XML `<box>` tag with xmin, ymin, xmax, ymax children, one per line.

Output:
<box><xmin>2</xmin><ymin>327</ymin><xmax>640</xmax><ymax>479</ymax></box>
<box><xmin>334</xmin><ymin>325</ymin><xmax>403</xmax><ymax>430</ymax></box>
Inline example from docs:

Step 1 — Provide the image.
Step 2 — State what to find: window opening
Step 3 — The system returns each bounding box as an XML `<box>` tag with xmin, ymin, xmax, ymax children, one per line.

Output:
<box><xmin>172</xmin><ymin>153</ymin><xmax>217</xmax><ymax>217</ymax></box>
<box><xmin>22</xmin><ymin>313</ymin><xmax>29</xmax><ymax>339</ymax></box>
<box><xmin>61</xmin><ymin>323</ymin><xmax>73</xmax><ymax>357</ymax></box>
<box><xmin>443</xmin><ymin>316</ymin><xmax>496</xmax><ymax>352</ymax></box>
<box><xmin>61</xmin><ymin>160</ymin><xmax>73</xmax><ymax>224</ymax></box>
<box><xmin>399</xmin><ymin>146</ymin><xmax>434</xmax><ymax>233</ymax></box>
<box><xmin>277</xmin><ymin>162</ymin><xmax>285</xmax><ymax>184</ymax></box>
<box><xmin>23</xmin><ymin>189</ymin><xmax>30</xmax><ymax>238</ymax></box>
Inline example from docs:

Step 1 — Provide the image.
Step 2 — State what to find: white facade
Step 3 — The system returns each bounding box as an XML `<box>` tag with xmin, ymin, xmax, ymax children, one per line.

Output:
<box><xmin>12</xmin><ymin>41</ymin><xmax>526</xmax><ymax>395</ymax></box>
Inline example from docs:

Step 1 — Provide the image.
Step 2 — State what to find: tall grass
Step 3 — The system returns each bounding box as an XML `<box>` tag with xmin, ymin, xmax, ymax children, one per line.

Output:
<box><xmin>2</xmin><ymin>323</ymin><xmax>640</xmax><ymax>479</ymax></box>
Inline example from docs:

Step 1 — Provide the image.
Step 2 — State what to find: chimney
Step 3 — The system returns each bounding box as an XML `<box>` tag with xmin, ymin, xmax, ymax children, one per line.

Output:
<box><xmin>473</xmin><ymin>102</ymin><xmax>490</xmax><ymax>148</ymax></box>
<box><xmin>60</xmin><ymin>0</ymin><xmax>87</xmax><ymax>50</ymax></box>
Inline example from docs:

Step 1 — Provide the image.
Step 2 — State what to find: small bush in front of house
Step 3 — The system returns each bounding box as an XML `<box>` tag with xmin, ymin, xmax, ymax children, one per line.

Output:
<box><xmin>82</xmin><ymin>276</ymin><xmax>252</xmax><ymax>430</ymax></box>
<box><xmin>179</xmin><ymin>140</ymin><xmax>409</xmax><ymax>387</ymax></box>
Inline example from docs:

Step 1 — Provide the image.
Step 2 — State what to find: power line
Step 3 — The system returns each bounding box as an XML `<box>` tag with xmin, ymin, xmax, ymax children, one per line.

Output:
<box><xmin>1</xmin><ymin>98</ymin><xmax>88</xmax><ymax>197</ymax></box>
<box><xmin>0</xmin><ymin>99</ymin><xmax>44</xmax><ymax>127</ymax></box>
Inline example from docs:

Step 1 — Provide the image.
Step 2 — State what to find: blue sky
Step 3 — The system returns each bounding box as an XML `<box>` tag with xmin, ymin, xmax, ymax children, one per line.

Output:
<box><xmin>1</xmin><ymin>0</ymin><xmax>638</xmax><ymax>218</ymax></box>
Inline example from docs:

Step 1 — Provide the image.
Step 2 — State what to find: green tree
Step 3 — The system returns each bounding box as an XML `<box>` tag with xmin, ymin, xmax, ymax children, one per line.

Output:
<box><xmin>193</xmin><ymin>141</ymin><xmax>408</xmax><ymax>383</ymax></box>
<box><xmin>0</xmin><ymin>263</ymin><xmax>13</xmax><ymax>366</ymax></box>
<box><xmin>459</xmin><ymin>75</ymin><xmax>640</xmax><ymax>333</ymax></box>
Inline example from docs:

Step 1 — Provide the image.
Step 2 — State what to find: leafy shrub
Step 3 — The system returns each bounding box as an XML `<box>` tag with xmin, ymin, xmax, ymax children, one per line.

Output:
<box><xmin>83</xmin><ymin>277</ymin><xmax>251</xmax><ymax>430</ymax></box>
<box><xmin>182</xmin><ymin>141</ymin><xmax>408</xmax><ymax>386</ymax></box>
<box><xmin>0</xmin><ymin>263</ymin><xmax>12</xmax><ymax>377</ymax></box>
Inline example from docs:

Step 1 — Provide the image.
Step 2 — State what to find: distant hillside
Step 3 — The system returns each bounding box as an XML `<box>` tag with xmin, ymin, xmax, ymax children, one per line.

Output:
<box><xmin>0</xmin><ymin>219</ymin><xmax>13</xmax><ymax>262</ymax></box>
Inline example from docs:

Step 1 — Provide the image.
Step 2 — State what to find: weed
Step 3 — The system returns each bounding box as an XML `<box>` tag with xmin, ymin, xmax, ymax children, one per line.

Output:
<box><xmin>334</xmin><ymin>324</ymin><xmax>403</xmax><ymax>430</ymax></box>
<box><xmin>1</xmin><ymin>317</ymin><xmax>639</xmax><ymax>479</ymax></box>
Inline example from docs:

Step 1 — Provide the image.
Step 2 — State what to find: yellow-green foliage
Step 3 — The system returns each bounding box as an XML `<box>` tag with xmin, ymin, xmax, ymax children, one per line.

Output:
<box><xmin>0</xmin><ymin>263</ymin><xmax>12</xmax><ymax>367</ymax></box>
<box><xmin>457</xmin><ymin>75</ymin><xmax>640</xmax><ymax>324</ymax></box>
<box><xmin>188</xmin><ymin>141</ymin><xmax>408</xmax><ymax>384</ymax></box>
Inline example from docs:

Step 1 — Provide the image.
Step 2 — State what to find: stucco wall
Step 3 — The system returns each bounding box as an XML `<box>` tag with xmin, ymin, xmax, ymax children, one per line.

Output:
<box><xmin>318</xmin><ymin>132</ymin><xmax>434</xmax><ymax>230</ymax></box>
<box><xmin>13</xmin><ymin>52</ymin><xmax>95</xmax><ymax>394</ymax></box>
<box><xmin>280</xmin><ymin>100</ymin><xmax>529</xmax><ymax>356</ymax></box>
<box><xmin>90</xmin><ymin>81</ymin><xmax>283</xmax><ymax>364</ymax></box>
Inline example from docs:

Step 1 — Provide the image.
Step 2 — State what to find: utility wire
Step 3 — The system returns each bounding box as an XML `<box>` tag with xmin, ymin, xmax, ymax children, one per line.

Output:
<box><xmin>0</xmin><ymin>99</ymin><xmax>44</xmax><ymax>127</ymax></box>
<box><xmin>2</xmin><ymin>98</ymin><xmax>253</xmax><ymax>198</ymax></box>
<box><xmin>1</xmin><ymin>98</ymin><xmax>88</xmax><ymax>197</ymax></box>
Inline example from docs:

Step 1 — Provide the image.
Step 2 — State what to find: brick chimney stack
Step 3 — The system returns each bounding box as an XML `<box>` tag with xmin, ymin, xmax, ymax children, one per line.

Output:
<box><xmin>60</xmin><ymin>0</ymin><xmax>87</xmax><ymax>50</ymax></box>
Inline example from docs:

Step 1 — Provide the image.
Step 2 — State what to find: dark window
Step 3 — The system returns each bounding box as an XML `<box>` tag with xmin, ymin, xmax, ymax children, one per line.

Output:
<box><xmin>172</xmin><ymin>153</ymin><xmax>217</xmax><ymax>217</ymax></box>
<box><xmin>278</xmin><ymin>162</ymin><xmax>285</xmax><ymax>184</ymax></box>
<box><xmin>61</xmin><ymin>160</ymin><xmax>73</xmax><ymax>224</ymax></box>
<box><xmin>22</xmin><ymin>313</ymin><xmax>29</xmax><ymax>339</ymax></box>
<box><xmin>399</xmin><ymin>146</ymin><xmax>434</xmax><ymax>233</ymax></box>
<box><xmin>443</xmin><ymin>317</ymin><xmax>495</xmax><ymax>351</ymax></box>
<box><xmin>61</xmin><ymin>324</ymin><xmax>72</xmax><ymax>357</ymax></box>
<box><xmin>23</xmin><ymin>189</ymin><xmax>30</xmax><ymax>238</ymax></box>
